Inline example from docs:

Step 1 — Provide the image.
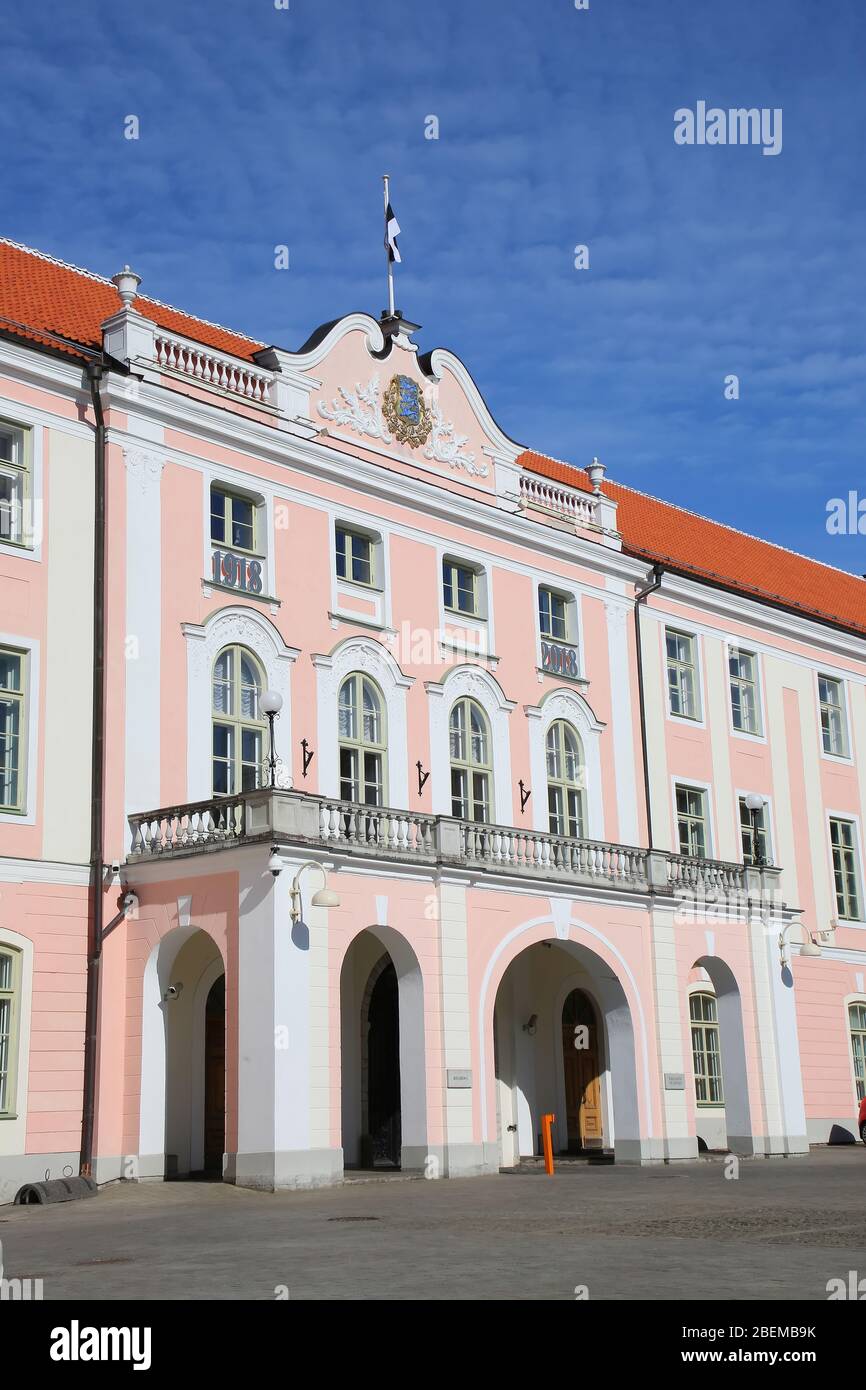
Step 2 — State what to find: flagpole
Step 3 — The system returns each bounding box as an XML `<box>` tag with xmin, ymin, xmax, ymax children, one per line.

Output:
<box><xmin>383</xmin><ymin>174</ymin><xmax>395</xmax><ymax>317</ymax></box>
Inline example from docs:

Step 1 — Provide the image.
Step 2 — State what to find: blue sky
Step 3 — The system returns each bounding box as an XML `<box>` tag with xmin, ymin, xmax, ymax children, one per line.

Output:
<box><xmin>2</xmin><ymin>0</ymin><xmax>865</xmax><ymax>575</ymax></box>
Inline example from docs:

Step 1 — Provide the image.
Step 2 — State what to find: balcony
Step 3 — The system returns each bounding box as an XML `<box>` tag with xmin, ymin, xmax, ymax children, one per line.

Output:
<box><xmin>126</xmin><ymin>790</ymin><xmax>782</xmax><ymax>906</ymax></box>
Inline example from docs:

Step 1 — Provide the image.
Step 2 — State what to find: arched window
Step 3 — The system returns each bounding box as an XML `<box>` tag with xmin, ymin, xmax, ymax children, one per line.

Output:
<box><xmin>546</xmin><ymin>720</ymin><xmax>585</xmax><ymax>837</ymax></box>
<box><xmin>849</xmin><ymin>1002</ymin><xmax>866</xmax><ymax>1102</ymax></box>
<box><xmin>212</xmin><ymin>645</ymin><xmax>265</xmax><ymax>794</ymax></box>
<box><xmin>449</xmin><ymin>698</ymin><xmax>492</xmax><ymax>822</ymax></box>
<box><xmin>339</xmin><ymin>674</ymin><xmax>386</xmax><ymax>805</ymax></box>
<box><xmin>0</xmin><ymin>945</ymin><xmax>21</xmax><ymax>1116</ymax></box>
<box><xmin>690</xmin><ymin>992</ymin><xmax>723</xmax><ymax>1105</ymax></box>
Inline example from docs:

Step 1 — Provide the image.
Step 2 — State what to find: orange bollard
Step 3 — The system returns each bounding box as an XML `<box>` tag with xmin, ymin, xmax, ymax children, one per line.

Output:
<box><xmin>541</xmin><ymin>1112</ymin><xmax>555</xmax><ymax>1175</ymax></box>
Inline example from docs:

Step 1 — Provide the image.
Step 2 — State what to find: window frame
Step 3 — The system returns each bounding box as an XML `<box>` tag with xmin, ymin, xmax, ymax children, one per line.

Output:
<box><xmin>674</xmin><ymin>781</ymin><xmax>711</xmax><ymax>859</ymax></box>
<box><xmin>545</xmin><ymin>719</ymin><xmax>586</xmax><ymax>838</ymax></box>
<box><xmin>0</xmin><ymin>645</ymin><xmax>27</xmax><ymax>815</ymax></box>
<box><xmin>848</xmin><ymin>999</ymin><xmax>866</xmax><ymax>1104</ymax></box>
<box><xmin>449</xmin><ymin>696</ymin><xmax>493</xmax><ymax>823</ymax></box>
<box><xmin>335</xmin><ymin>524</ymin><xmax>377</xmax><ymax>589</ymax></box>
<box><xmin>211</xmin><ymin>644</ymin><xmax>267</xmax><ymax>796</ymax></box>
<box><xmin>728</xmin><ymin>646</ymin><xmax>763</xmax><ymax>737</ymax></box>
<box><xmin>210</xmin><ymin>484</ymin><xmax>259</xmax><ymax>556</ymax></box>
<box><xmin>689</xmin><ymin>990</ymin><xmax>724</xmax><ymax>1107</ymax></box>
<box><xmin>665</xmin><ymin>627</ymin><xmax>702</xmax><ymax>723</ymax></box>
<box><xmin>338</xmin><ymin>672</ymin><xmax>388</xmax><ymax>806</ymax></box>
<box><xmin>442</xmin><ymin>557</ymin><xmax>481</xmax><ymax>619</ymax></box>
<box><xmin>0</xmin><ymin>419</ymin><xmax>32</xmax><ymax>551</ymax></box>
<box><xmin>817</xmin><ymin>674</ymin><xmax>850</xmax><ymax>761</ymax></box>
<box><xmin>828</xmin><ymin>814</ymin><xmax>863</xmax><ymax>922</ymax></box>
<box><xmin>0</xmin><ymin>944</ymin><xmax>22</xmax><ymax>1118</ymax></box>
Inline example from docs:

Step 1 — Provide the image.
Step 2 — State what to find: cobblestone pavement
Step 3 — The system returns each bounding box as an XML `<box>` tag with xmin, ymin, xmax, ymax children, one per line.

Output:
<box><xmin>2</xmin><ymin>1148</ymin><xmax>864</xmax><ymax>1300</ymax></box>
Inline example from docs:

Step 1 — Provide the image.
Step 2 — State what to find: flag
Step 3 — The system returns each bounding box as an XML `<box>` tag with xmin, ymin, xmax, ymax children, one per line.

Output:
<box><xmin>385</xmin><ymin>201</ymin><xmax>401</xmax><ymax>264</ymax></box>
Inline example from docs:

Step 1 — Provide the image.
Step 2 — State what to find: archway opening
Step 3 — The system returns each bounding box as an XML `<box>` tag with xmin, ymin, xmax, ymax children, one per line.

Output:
<box><xmin>492</xmin><ymin>937</ymin><xmax>639</xmax><ymax>1165</ymax></box>
<box><xmin>203</xmin><ymin>974</ymin><xmax>226</xmax><ymax>1175</ymax></box>
<box><xmin>689</xmin><ymin>956</ymin><xmax>753</xmax><ymax>1156</ymax></box>
<box><xmin>340</xmin><ymin>927</ymin><xmax>427</xmax><ymax>1173</ymax></box>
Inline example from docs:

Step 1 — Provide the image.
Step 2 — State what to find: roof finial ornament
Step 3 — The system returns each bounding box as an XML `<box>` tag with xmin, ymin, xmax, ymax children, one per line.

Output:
<box><xmin>586</xmin><ymin>456</ymin><xmax>606</xmax><ymax>494</ymax></box>
<box><xmin>111</xmin><ymin>265</ymin><xmax>141</xmax><ymax>308</ymax></box>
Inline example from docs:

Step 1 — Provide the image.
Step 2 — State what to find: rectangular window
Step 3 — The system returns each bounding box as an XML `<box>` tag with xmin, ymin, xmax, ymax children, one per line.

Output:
<box><xmin>0</xmin><ymin>422</ymin><xmax>29</xmax><ymax>547</ymax></box>
<box><xmin>739</xmin><ymin>796</ymin><xmax>769</xmax><ymax>865</ymax></box>
<box><xmin>336</xmin><ymin>526</ymin><xmax>373</xmax><ymax>587</ymax></box>
<box><xmin>729</xmin><ymin>648</ymin><xmax>761</xmax><ymax>734</ymax></box>
<box><xmin>0</xmin><ymin>649</ymin><xmax>25</xmax><ymax>812</ymax></box>
<box><xmin>676</xmin><ymin>784</ymin><xmax>708</xmax><ymax>858</ymax></box>
<box><xmin>830</xmin><ymin>818</ymin><xmax>861</xmax><ymax>921</ymax></box>
<box><xmin>0</xmin><ymin>947</ymin><xmax>21</xmax><ymax>1115</ymax></box>
<box><xmin>819</xmin><ymin>676</ymin><xmax>849</xmax><ymax>757</ymax></box>
<box><xmin>443</xmin><ymin>559</ymin><xmax>478</xmax><ymax>617</ymax></box>
<box><xmin>666</xmin><ymin>630</ymin><xmax>700</xmax><ymax>719</ymax></box>
<box><xmin>850</xmin><ymin>1003</ymin><xmax>866</xmax><ymax>1103</ymax></box>
<box><xmin>539</xmin><ymin>587</ymin><xmax>568</xmax><ymax>641</ymax></box>
<box><xmin>690</xmin><ymin>993</ymin><xmax>724</xmax><ymax>1106</ymax></box>
<box><xmin>210</xmin><ymin>487</ymin><xmax>256</xmax><ymax>553</ymax></box>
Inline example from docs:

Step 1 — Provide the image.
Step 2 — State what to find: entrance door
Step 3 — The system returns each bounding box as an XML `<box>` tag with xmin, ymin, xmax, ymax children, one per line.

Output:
<box><xmin>562</xmin><ymin>989</ymin><xmax>603</xmax><ymax>1151</ymax></box>
<box><xmin>367</xmin><ymin>962</ymin><xmax>401</xmax><ymax>1167</ymax></box>
<box><xmin>203</xmin><ymin>975</ymin><xmax>226</xmax><ymax>1174</ymax></box>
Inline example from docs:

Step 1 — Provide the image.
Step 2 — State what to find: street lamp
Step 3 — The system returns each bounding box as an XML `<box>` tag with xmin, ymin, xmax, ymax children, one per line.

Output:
<box><xmin>260</xmin><ymin>689</ymin><xmax>283</xmax><ymax>788</ymax></box>
<box><xmin>289</xmin><ymin>861</ymin><xmax>340</xmax><ymax>922</ymax></box>
<box><xmin>745</xmin><ymin>792</ymin><xmax>767</xmax><ymax>866</ymax></box>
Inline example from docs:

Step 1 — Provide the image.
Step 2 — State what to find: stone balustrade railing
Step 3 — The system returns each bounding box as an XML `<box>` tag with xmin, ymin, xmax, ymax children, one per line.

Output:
<box><xmin>154</xmin><ymin>331</ymin><xmax>274</xmax><ymax>404</ymax></box>
<box><xmin>519</xmin><ymin>473</ymin><xmax>597</xmax><ymax>526</ymax></box>
<box><xmin>127</xmin><ymin>790</ymin><xmax>774</xmax><ymax>904</ymax></box>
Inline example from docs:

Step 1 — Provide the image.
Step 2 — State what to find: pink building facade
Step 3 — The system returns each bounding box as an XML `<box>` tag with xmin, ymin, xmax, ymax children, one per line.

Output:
<box><xmin>1</xmin><ymin>239</ymin><xmax>866</xmax><ymax>1197</ymax></box>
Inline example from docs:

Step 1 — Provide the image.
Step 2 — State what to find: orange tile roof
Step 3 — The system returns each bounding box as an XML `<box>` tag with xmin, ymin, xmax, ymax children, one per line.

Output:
<box><xmin>0</xmin><ymin>238</ymin><xmax>861</xmax><ymax>638</ymax></box>
<box><xmin>0</xmin><ymin>238</ymin><xmax>263</xmax><ymax>362</ymax></box>
<box><xmin>520</xmin><ymin>450</ymin><xmax>866</xmax><ymax>638</ymax></box>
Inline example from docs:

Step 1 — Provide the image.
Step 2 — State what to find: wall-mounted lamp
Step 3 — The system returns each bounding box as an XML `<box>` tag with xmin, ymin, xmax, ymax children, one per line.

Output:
<box><xmin>260</xmin><ymin>689</ymin><xmax>283</xmax><ymax>789</ymax></box>
<box><xmin>778</xmin><ymin>922</ymin><xmax>821</xmax><ymax>965</ymax></box>
<box><xmin>289</xmin><ymin>861</ymin><xmax>341</xmax><ymax>923</ymax></box>
<box><xmin>416</xmin><ymin>760</ymin><xmax>430</xmax><ymax>796</ymax></box>
<box><xmin>522</xmin><ymin>1013</ymin><xmax>538</xmax><ymax>1036</ymax></box>
<box><xmin>301</xmin><ymin>739</ymin><xmax>315</xmax><ymax>778</ymax></box>
<box><xmin>267</xmin><ymin>845</ymin><xmax>283</xmax><ymax>878</ymax></box>
<box><xmin>163</xmin><ymin>982</ymin><xmax>184</xmax><ymax>1003</ymax></box>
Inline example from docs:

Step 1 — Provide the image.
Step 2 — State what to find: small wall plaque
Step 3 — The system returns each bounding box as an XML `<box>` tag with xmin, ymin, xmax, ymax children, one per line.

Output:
<box><xmin>664</xmin><ymin>1072</ymin><xmax>686</xmax><ymax>1091</ymax></box>
<box><xmin>447</xmin><ymin>1069</ymin><xmax>472</xmax><ymax>1089</ymax></box>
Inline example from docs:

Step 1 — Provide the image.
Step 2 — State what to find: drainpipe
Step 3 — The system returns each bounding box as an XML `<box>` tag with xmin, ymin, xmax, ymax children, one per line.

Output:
<box><xmin>80</xmin><ymin>359</ymin><xmax>107</xmax><ymax>1178</ymax></box>
<box><xmin>633</xmin><ymin>564</ymin><xmax>664</xmax><ymax>852</ymax></box>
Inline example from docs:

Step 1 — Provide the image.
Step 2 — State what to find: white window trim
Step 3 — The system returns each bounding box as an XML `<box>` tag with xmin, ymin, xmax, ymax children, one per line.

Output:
<box><xmin>435</xmin><ymin>546</ymin><xmax>496</xmax><ymax>654</ymax></box>
<box><xmin>525</xmin><ymin>687</ymin><xmax>605</xmax><ymax>839</ymax></box>
<box><xmin>0</xmin><ymin>414</ymin><xmax>43</xmax><ymax>563</ymax></box>
<box><xmin>333</xmin><ymin>519</ymin><xmax>384</xmax><ymax>593</ymax></box>
<box><xmin>312</xmin><ymin>636</ymin><xmax>413</xmax><ymax>809</ymax></box>
<box><xmin>843</xmin><ymin>992</ymin><xmax>866</xmax><ymax>1108</ymax></box>
<box><xmin>815</xmin><ymin>671</ymin><xmax>853</xmax><ymax>765</ymax></box>
<box><xmin>0</xmin><ymin>929</ymin><xmax>32</xmax><ymax>1156</ymax></box>
<box><xmin>426</xmin><ymin>665</ymin><xmax>514</xmax><ymax>825</ymax></box>
<box><xmin>663</xmin><ymin>625</ymin><xmax>706</xmax><ymax>728</ymax></box>
<box><xmin>826</xmin><ymin>808</ymin><xmax>866</xmax><ymax>927</ymax></box>
<box><xmin>687</xmin><ymin>981</ymin><xmax>726</xmax><ymax>1112</ymax></box>
<box><xmin>201</xmin><ymin>470</ymin><xmax>274</xmax><ymax>598</ymax></box>
<box><xmin>726</xmin><ymin>643</ymin><xmax>767</xmax><ymax>743</ymax></box>
<box><xmin>535</xmin><ymin>580</ymin><xmax>584</xmax><ymax>682</ymax></box>
<box><xmin>181</xmin><ymin>606</ymin><xmax>299</xmax><ymax>809</ymax></box>
<box><xmin>329</xmin><ymin>510</ymin><xmax>392</xmax><ymax>631</ymax></box>
<box><xmin>670</xmin><ymin>776</ymin><xmax>715</xmax><ymax>858</ymax></box>
<box><xmin>0</xmin><ymin>633</ymin><xmax>39</xmax><ymax>825</ymax></box>
<box><xmin>734</xmin><ymin>788</ymin><xmax>775</xmax><ymax>866</ymax></box>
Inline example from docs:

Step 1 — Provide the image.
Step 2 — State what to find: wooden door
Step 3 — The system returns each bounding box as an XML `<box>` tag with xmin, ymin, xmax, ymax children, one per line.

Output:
<box><xmin>562</xmin><ymin>989</ymin><xmax>603</xmax><ymax>1151</ymax></box>
<box><xmin>204</xmin><ymin>976</ymin><xmax>225</xmax><ymax>1173</ymax></box>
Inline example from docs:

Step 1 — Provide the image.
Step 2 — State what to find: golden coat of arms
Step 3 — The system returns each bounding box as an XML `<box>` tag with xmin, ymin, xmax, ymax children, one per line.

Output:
<box><xmin>382</xmin><ymin>374</ymin><xmax>432</xmax><ymax>447</ymax></box>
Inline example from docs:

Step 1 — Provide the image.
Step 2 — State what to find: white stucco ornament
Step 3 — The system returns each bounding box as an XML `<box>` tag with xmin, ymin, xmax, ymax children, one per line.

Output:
<box><xmin>424</xmin><ymin>399</ymin><xmax>487</xmax><ymax>477</ymax></box>
<box><xmin>317</xmin><ymin>375</ymin><xmax>392</xmax><ymax>443</ymax></box>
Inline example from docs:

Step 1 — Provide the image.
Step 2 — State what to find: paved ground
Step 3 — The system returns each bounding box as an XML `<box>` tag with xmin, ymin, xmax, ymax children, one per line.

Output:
<box><xmin>1</xmin><ymin>1148</ymin><xmax>864</xmax><ymax>1300</ymax></box>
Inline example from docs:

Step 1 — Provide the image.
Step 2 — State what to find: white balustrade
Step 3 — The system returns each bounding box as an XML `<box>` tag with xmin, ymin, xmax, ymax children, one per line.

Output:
<box><xmin>154</xmin><ymin>333</ymin><xmax>273</xmax><ymax>404</ymax></box>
